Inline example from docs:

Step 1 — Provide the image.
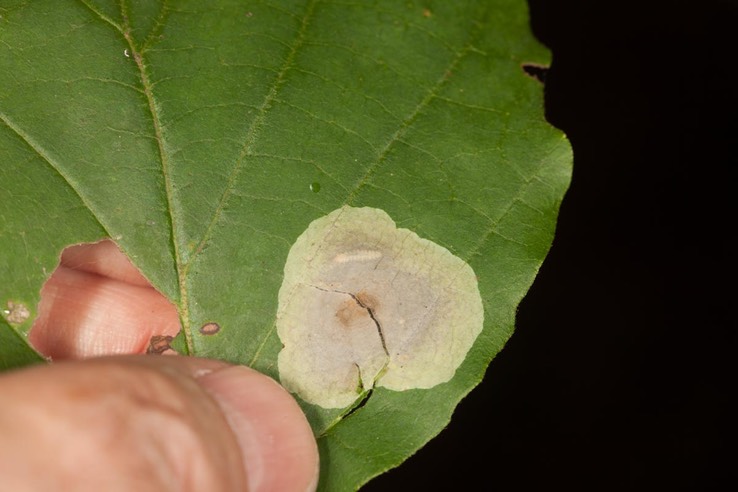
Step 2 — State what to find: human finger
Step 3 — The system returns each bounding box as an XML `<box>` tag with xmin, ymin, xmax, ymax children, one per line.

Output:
<box><xmin>29</xmin><ymin>240</ymin><xmax>180</xmax><ymax>359</ymax></box>
<box><xmin>0</xmin><ymin>356</ymin><xmax>319</xmax><ymax>492</ymax></box>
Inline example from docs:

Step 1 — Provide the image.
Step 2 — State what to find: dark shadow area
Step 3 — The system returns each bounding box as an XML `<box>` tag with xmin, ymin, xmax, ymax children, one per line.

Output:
<box><xmin>365</xmin><ymin>1</ymin><xmax>735</xmax><ymax>490</ymax></box>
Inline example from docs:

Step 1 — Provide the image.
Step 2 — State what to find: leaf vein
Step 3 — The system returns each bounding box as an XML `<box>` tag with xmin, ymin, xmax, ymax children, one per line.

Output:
<box><xmin>344</xmin><ymin>45</ymin><xmax>473</xmax><ymax>204</ymax></box>
<box><xmin>291</xmin><ymin>67</ymin><xmax>402</xmax><ymax>121</ymax></box>
<box><xmin>119</xmin><ymin>0</ymin><xmax>192</xmax><ymax>351</ymax></box>
<box><xmin>76</xmin><ymin>0</ymin><xmax>124</xmax><ymax>33</ymax></box>
<box><xmin>463</xmin><ymin>151</ymin><xmax>557</xmax><ymax>263</ymax></box>
<box><xmin>0</xmin><ymin>111</ymin><xmax>111</xmax><ymax>238</ymax></box>
<box><xmin>186</xmin><ymin>0</ymin><xmax>319</xmax><ymax>266</ymax></box>
<box><xmin>248</xmin><ymin>152</ymin><xmax>350</xmax><ymax>193</ymax></box>
<box><xmin>275</xmin><ymin>98</ymin><xmax>379</xmax><ymax>152</ymax></box>
<box><xmin>141</xmin><ymin>0</ymin><xmax>171</xmax><ymax>51</ymax></box>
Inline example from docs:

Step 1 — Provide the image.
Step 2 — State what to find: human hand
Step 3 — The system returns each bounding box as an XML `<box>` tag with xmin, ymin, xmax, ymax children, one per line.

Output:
<box><xmin>0</xmin><ymin>241</ymin><xmax>319</xmax><ymax>491</ymax></box>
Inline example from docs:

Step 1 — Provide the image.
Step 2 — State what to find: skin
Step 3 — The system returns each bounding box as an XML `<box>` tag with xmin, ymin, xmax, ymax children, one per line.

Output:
<box><xmin>0</xmin><ymin>240</ymin><xmax>319</xmax><ymax>492</ymax></box>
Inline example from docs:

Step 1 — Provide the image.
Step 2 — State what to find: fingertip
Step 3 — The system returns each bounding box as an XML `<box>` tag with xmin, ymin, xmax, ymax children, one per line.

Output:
<box><xmin>60</xmin><ymin>240</ymin><xmax>150</xmax><ymax>286</ymax></box>
<box><xmin>29</xmin><ymin>266</ymin><xmax>180</xmax><ymax>359</ymax></box>
<box><xmin>198</xmin><ymin>366</ymin><xmax>319</xmax><ymax>492</ymax></box>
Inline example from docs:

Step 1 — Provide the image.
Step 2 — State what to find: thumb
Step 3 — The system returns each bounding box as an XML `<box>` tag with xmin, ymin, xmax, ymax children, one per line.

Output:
<box><xmin>0</xmin><ymin>356</ymin><xmax>319</xmax><ymax>492</ymax></box>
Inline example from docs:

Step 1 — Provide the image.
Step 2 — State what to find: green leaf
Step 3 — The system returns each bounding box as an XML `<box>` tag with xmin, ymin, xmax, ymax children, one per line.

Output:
<box><xmin>0</xmin><ymin>0</ymin><xmax>572</xmax><ymax>489</ymax></box>
<box><xmin>0</xmin><ymin>317</ymin><xmax>45</xmax><ymax>370</ymax></box>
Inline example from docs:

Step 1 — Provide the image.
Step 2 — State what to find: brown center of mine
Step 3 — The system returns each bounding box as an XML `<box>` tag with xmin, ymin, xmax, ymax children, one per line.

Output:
<box><xmin>334</xmin><ymin>291</ymin><xmax>380</xmax><ymax>329</ymax></box>
<box><xmin>354</xmin><ymin>290</ymin><xmax>379</xmax><ymax>311</ymax></box>
<box><xmin>335</xmin><ymin>297</ymin><xmax>370</xmax><ymax>328</ymax></box>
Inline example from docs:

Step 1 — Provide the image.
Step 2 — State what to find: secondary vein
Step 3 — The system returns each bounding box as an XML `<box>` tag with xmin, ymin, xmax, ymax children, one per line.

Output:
<box><xmin>343</xmin><ymin>43</ymin><xmax>476</xmax><ymax>205</ymax></box>
<box><xmin>77</xmin><ymin>0</ymin><xmax>124</xmax><ymax>32</ymax></box>
<box><xmin>0</xmin><ymin>111</ymin><xmax>111</xmax><ymax>238</ymax></box>
<box><xmin>462</xmin><ymin>144</ymin><xmax>560</xmax><ymax>264</ymax></box>
<box><xmin>185</xmin><ymin>0</ymin><xmax>319</xmax><ymax>270</ymax></box>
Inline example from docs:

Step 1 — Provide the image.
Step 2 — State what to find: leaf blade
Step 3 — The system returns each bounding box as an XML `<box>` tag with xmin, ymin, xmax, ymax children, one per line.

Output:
<box><xmin>0</xmin><ymin>1</ymin><xmax>571</xmax><ymax>489</ymax></box>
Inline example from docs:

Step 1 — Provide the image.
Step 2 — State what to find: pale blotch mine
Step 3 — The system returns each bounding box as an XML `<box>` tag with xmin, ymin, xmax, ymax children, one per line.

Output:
<box><xmin>276</xmin><ymin>206</ymin><xmax>484</xmax><ymax>409</ymax></box>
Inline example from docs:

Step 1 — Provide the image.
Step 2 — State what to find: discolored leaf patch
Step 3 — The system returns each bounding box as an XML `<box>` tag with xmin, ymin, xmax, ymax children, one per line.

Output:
<box><xmin>276</xmin><ymin>206</ymin><xmax>483</xmax><ymax>409</ymax></box>
<box><xmin>3</xmin><ymin>301</ymin><xmax>30</xmax><ymax>325</ymax></box>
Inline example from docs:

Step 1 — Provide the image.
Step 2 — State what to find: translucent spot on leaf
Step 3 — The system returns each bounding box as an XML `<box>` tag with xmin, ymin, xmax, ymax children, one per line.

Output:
<box><xmin>4</xmin><ymin>301</ymin><xmax>30</xmax><ymax>324</ymax></box>
<box><xmin>199</xmin><ymin>322</ymin><xmax>220</xmax><ymax>335</ymax></box>
<box><xmin>276</xmin><ymin>206</ymin><xmax>484</xmax><ymax>409</ymax></box>
<box><xmin>309</xmin><ymin>182</ymin><xmax>321</xmax><ymax>193</ymax></box>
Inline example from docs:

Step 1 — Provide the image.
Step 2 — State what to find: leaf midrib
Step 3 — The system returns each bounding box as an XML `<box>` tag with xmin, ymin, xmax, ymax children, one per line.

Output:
<box><xmin>74</xmin><ymin>0</ymin><xmax>192</xmax><ymax>349</ymax></box>
<box><xmin>117</xmin><ymin>1</ymin><xmax>194</xmax><ymax>351</ymax></box>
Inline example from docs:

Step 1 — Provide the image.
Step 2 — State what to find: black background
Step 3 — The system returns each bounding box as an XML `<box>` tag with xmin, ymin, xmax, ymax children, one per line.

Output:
<box><xmin>365</xmin><ymin>1</ymin><xmax>735</xmax><ymax>490</ymax></box>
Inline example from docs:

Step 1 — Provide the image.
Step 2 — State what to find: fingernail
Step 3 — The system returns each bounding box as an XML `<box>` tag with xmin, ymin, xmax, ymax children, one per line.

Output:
<box><xmin>197</xmin><ymin>366</ymin><xmax>319</xmax><ymax>492</ymax></box>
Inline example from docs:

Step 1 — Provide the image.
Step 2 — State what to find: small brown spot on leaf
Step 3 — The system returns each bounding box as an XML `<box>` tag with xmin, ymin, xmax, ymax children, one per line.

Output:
<box><xmin>422</xmin><ymin>8</ymin><xmax>432</xmax><ymax>18</ymax></box>
<box><xmin>147</xmin><ymin>335</ymin><xmax>173</xmax><ymax>354</ymax></box>
<box><xmin>199</xmin><ymin>322</ymin><xmax>220</xmax><ymax>335</ymax></box>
